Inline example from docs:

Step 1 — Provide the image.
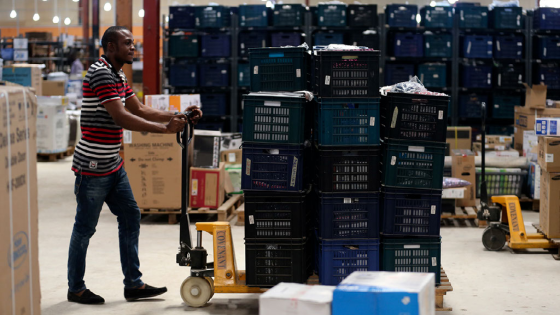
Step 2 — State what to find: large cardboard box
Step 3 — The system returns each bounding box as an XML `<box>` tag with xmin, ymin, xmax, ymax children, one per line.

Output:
<box><xmin>260</xmin><ymin>283</ymin><xmax>336</xmax><ymax>315</ymax></box>
<box><xmin>452</xmin><ymin>150</ymin><xmax>476</xmax><ymax>207</ymax></box>
<box><xmin>0</xmin><ymin>85</ymin><xmax>41</xmax><ymax>315</ymax></box>
<box><xmin>221</xmin><ymin>149</ymin><xmax>242</xmax><ymax>165</ymax></box>
<box><xmin>2</xmin><ymin>64</ymin><xmax>43</xmax><ymax>96</ymax></box>
<box><xmin>523</xmin><ymin>83</ymin><xmax>547</xmax><ymax>109</ymax></box>
<box><xmin>41</xmin><ymin>80</ymin><xmax>65</xmax><ymax>96</ymax></box>
<box><xmin>36</xmin><ymin>96</ymin><xmax>69</xmax><ymax>153</ymax></box>
<box><xmin>145</xmin><ymin>94</ymin><xmax>201</xmax><ymax>112</ymax></box>
<box><xmin>446</xmin><ymin>126</ymin><xmax>471</xmax><ymax>155</ymax></box>
<box><xmin>522</xmin><ymin>130</ymin><xmax>538</xmax><ymax>161</ymax></box>
<box><xmin>538</xmin><ymin>136</ymin><xmax>560</xmax><ymax>172</ymax></box>
<box><xmin>514</xmin><ymin>106</ymin><xmax>560</xmax><ymax>130</ymax></box>
<box><xmin>123</xmin><ymin>131</ymin><xmax>192</xmax><ymax>209</ymax></box>
<box><xmin>189</xmin><ymin>163</ymin><xmax>226</xmax><ymax>209</ymax></box>
<box><xmin>540</xmin><ymin>169</ymin><xmax>560</xmax><ymax>238</ymax></box>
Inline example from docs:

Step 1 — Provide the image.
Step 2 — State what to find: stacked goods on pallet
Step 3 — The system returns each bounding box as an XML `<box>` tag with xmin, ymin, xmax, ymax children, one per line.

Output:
<box><xmin>243</xmin><ymin>46</ymin><xmax>313</xmax><ymax>287</ymax></box>
<box><xmin>380</xmin><ymin>82</ymin><xmax>450</xmax><ymax>285</ymax></box>
<box><xmin>312</xmin><ymin>45</ymin><xmax>381</xmax><ymax>285</ymax></box>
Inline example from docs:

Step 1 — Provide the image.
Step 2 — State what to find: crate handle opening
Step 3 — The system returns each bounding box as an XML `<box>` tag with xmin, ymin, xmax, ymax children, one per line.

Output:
<box><xmin>461</xmin><ymin>172</ymin><xmax>471</xmax><ymax>176</ymax></box>
<box><xmin>263</xmin><ymin>149</ymin><xmax>280</xmax><ymax>155</ymax></box>
<box><xmin>548</xmin><ymin>141</ymin><xmax>560</xmax><ymax>146</ymax></box>
<box><xmin>552</xmin><ymin>175</ymin><xmax>560</xmax><ymax>181</ymax></box>
<box><xmin>269</xmin><ymin>52</ymin><xmax>285</xmax><ymax>58</ymax></box>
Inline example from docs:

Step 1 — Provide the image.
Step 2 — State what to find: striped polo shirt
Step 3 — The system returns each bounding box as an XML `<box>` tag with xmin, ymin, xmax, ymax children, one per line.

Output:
<box><xmin>72</xmin><ymin>56</ymin><xmax>135</xmax><ymax>176</ymax></box>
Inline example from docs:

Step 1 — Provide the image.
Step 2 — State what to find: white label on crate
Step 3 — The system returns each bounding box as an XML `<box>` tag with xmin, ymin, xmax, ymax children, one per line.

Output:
<box><xmin>192</xmin><ymin>72</ymin><xmax>196</xmax><ymax>78</ymax></box>
<box><xmin>123</xmin><ymin>130</ymin><xmax>132</xmax><ymax>144</ymax></box>
<box><xmin>432</xmin><ymin>257</ymin><xmax>437</xmax><ymax>266</ymax></box>
<box><xmin>390</xmin><ymin>13</ymin><xmax>394</xmax><ymax>18</ymax></box>
<box><xmin>217</xmin><ymin>12</ymin><xmax>221</xmax><ymax>17</ymax></box>
<box><xmin>482</xmin><ymin>12</ymin><xmax>487</xmax><ymax>16</ymax></box>
<box><xmin>546</xmin><ymin>154</ymin><xmax>554</xmax><ymax>163</ymax></box>
<box><xmin>325</xmin><ymin>75</ymin><xmax>331</xmax><ymax>85</ymax></box>
<box><xmin>466</xmin><ymin>42</ymin><xmax>472</xmax><ymax>54</ymax></box>
<box><xmin>391</xmin><ymin>107</ymin><xmax>398</xmax><ymax>128</ymax></box>
<box><xmin>495</xmin><ymin>104</ymin><xmax>500</xmax><ymax>108</ymax></box>
<box><xmin>241</xmin><ymin>43</ymin><xmax>245</xmax><ymax>49</ymax></box>
<box><xmin>344</xmin><ymin>198</ymin><xmax>352</xmax><ymax>204</ymax></box>
<box><xmin>542</xmin><ymin>74</ymin><xmax>545</xmax><ymax>81</ymax></box>
<box><xmin>434</xmin><ymin>74</ymin><xmax>439</xmax><ymax>79</ymax></box>
<box><xmin>320</xmin><ymin>16</ymin><xmax>324</xmax><ymax>21</ymax></box>
<box><xmin>192</xmin><ymin>179</ymin><xmax>198</xmax><ymax>196</ymax></box>
<box><xmin>488</xmin><ymin>41</ymin><xmax>493</xmax><ymax>45</ymax></box>
<box><xmin>263</xmin><ymin>11</ymin><xmax>267</xmax><ymax>17</ymax></box>
<box><xmin>351</xmin><ymin>10</ymin><xmax>355</xmax><ymax>14</ymax></box>
<box><xmin>262</xmin><ymin>40</ymin><xmax>266</xmax><ymax>47</ymax></box>
<box><xmin>498</xmin><ymin>74</ymin><xmax>502</xmax><ymax>86</ymax></box>
<box><xmin>397</xmin><ymin>40</ymin><xmax>401</xmax><ymax>46</ymax></box>
<box><xmin>436</xmin><ymin>7</ymin><xmax>444</xmax><ymax>11</ymax></box>
<box><xmin>404</xmin><ymin>245</ymin><xmax>421</xmax><ymax>249</ymax></box>
<box><xmin>391</xmin><ymin>156</ymin><xmax>397</xmax><ymax>165</ymax></box>
<box><xmin>543</xmin><ymin>13</ymin><xmax>546</xmax><ymax>20</ymax></box>
<box><xmin>270</xmin><ymin>149</ymin><xmax>280</xmax><ymax>154</ymax></box>
<box><xmin>431</xmin><ymin>205</ymin><xmax>437</xmax><ymax>215</ymax></box>
<box><xmin>409</xmin><ymin>146</ymin><xmax>425</xmax><ymax>153</ymax></box>
<box><xmin>353</xmin><ymin>42</ymin><xmax>358</xmax><ymax>46</ymax></box>
<box><xmin>448</xmin><ymin>11</ymin><xmax>452</xmax><ymax>17</ymax></box>
<box><xmin>193</xmin><ymin>39</ymin><xmax>198</xmax><ymax>43</ymax></box>
<box><xmin>426</xmin><ymin>42</ymin><xmax>430</xmax><ymax>48</ymax></box>
<box><xmin>411</xmin><ymin>14</ymin><xmax>415</xmax><ymax>20</ymax></box>
<box><xmin>544</xmin><ymin>48</ymin><xmax>548</xmax><ymax>56</ymax></box>
<box><xmin>249</xmin><ymin>215</ymin><xmax>255</xmax><ymax>225</ymax></box>
<box><xmin>254</xmin><ymin>66</ymin><xmax>259</xmax><ymax>74</ymax></box>
<box><xmin>228</xmin><ymin>153</ymin><xmax>237</xmax><ymax>162</ymax></box>
<box><xmin>264</xmin><ymin>101</ymin><xmax>281</xmax><ymax>107</ymax></box>
<box><xmin>438</xmin><ymin>110</ymin><xmax>444</xmax><ymax>120</ymax></box>
<box><xmin>196</xmin><ymin>17</ymin><xmax>200</xmax><ymax>25</ymax></box>
<box><xmin>518</xmin><ymin>42</ymin><xmax>523</xmax><ymax>46</ymax></box>
<box><xmin>290</xmin><ymin>157</ymin><xmax>298</xmax><ymax>187</ymax></box>
<box><xmin>447</xmin><ymin>41</ymin><xmax>451</xmax><ymax>47</ymax></box>
<box><xmin>460</xmin><ymin>10</ymin><xmax>464</xmax><ymax>20</ymax></box>
<box><xmin>497</xmin><ymin>41</ymin><xmax>501</xmax><ymax>51</ymax></box>
<box><xmin>221</xmin><ymin>70</ymin><xmax>227</xmax><ymax>74</ymax></box>
<box><xmin>296</xmin><ymin>69</ymin><xmax>301</xmax><ymax>77</ymax></box>
<box><xmin>370</xmin><ymin>117</ymin><xmax>375</xmax><ymax>126</ymax></box>
<box><xmin>246</xmin><ymin>158</ymin><xmax>251</xmax><ymax>176</ymax></box>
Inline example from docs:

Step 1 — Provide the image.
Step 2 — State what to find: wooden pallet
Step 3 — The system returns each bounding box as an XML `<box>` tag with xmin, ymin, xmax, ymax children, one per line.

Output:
<box><xmin>235</xmin><ymin>202</ymin><xmax>245</xmax><ymax>226</ymax></box>
<box><xmin>441</xmin><ymin>206</ymin><xmax>478</xmax><ymax>227</ymax></box>
<box><xmin>532</xmin><ymin>224</ymin><xmax>560</xmax><ymax>260</ymax></box>
<box><xmin>519</xmin><ymin>197</ymin><xmax>540</xmax><ymax>211</ymax></box>
<box><xmin>436</xmin><ymin>267</ymin><xmax>453</xmax><ymax>311</ymax></box>
<box><xmin>140</xmin><ymin>209</ymin><xmax>181</xmax><ymax>224</ymax></box>
<box><xmin>37</xmin><ymin>146</ymin><xmax>75</xmax><ymax>162</ymax></box>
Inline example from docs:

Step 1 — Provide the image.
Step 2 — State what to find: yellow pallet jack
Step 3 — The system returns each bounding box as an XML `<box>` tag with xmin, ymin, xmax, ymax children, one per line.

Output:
<box><xmin>175</xmin><ymin>113</ymin><xmax>265</xmax><ymax>308</ymax></box>
<box><xmin>477</xmin><ymin>102</ymin><xmax>559</xmax><ymax>253</ymax></box>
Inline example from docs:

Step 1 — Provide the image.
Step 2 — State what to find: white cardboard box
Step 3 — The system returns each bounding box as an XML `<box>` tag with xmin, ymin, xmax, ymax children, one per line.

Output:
<box><xmin>523</xmin><ymin>130</ymin><xmax>538</xmax><ymax>161</ymax></box>
<box><xmin>36</xmin><ymin>96</ymin><xmax>69</xmax><ymax>153</ymax></box>
<box><xmin>145</xmin><ymin>94</ymin><xmax>201</xmax><ymax>112</ymax></box>
<box><xmin>259</xmin><ymin>283</ymin><xmax>336</xmax><ymax>315</ymax></box>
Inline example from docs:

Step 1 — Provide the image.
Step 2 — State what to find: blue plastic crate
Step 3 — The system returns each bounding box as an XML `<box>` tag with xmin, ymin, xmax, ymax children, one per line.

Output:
<box><xmin>273</xmin><ymin>4</ymin><xmax>305</xmax><ymax>26</ymax></box>
<box><xmin>169</xmin><ymin>63</ymin><xmax>197</xmax><ymax>87</ymax></box>
<box><xmin>535</xmin><ymin>64</ymin><xmax>560</xmax><ymax>89</ymax></box>
<box><xmin>315</xmin><ymin>98</ymin><xmax>380</xmax><ymax>146</ymax></box>
<box><xmin>239</xmin><ymin>5</ymin><xmax>269</xmax><ymax>27</ymax></box>
<box><xmin>314</xmin><ymin>32</ymin><xmax>344</xmax><ymax>46</ymax></box>
<box><xmin>199</xmin><ymin>64</ymin><xmax>229</xmax><ymax>87</ymax></box>
<box><xmin>249</xmin><ymin>47</ymin><xmax>309</xmax><ymax>92</ymax></box>
<box><xmin>394</xmin><ymin>33</ymin><xmax>423</xmax><ymax>57</ymax></box>
<box><xmin>382</xmin><ymin>187</ymin><xmax>442</xmax><ymax>237</ymax></box>
<box><xmin>492</xmin><ymin>93</ymin><xmax>521</xmax><ymax>119</ymax></box>
<box><xmin>424</xmin><ymin>33</ymin><xmax>452</xmax><ymax>58</ymax></box>
<box><xmin>385</xmin><ymin>64</ymin><xmax>414</xmax><ymax>85</ymax></box>
<box><xmin>386</xmin><ymin>4</ymin><xmax>418</xmax><ymax>28</ymax></box>
<box><xmin>200</xmin><ymin>93</ymin><xmax>227</xmax><ymax>116</ymax></box>
<box><xmin>534</xmin><ymin>8</ymin><xmax>560</xmax><ymax>30</ymax></box>
<box><xmin>536</xmin><ymin>36</ymin><xmax>560</xmax><ymax>60</ymax></box>
<box><xmin>420</xmin><ymin>6</ymin><xmax>453</xmax><ymax>28</ymax></box>
<box><xmin>195</xmin><ymin>6</ymin><xmax>231</xmax><ymax>28</ymax></box>
<box><xmin>239</xmin><ymin>32</ymin><xmax>267</xmax><ymax>56</ymax></box>
<box><xmin>491</xmin><ymin>7</ymin><xmax>523</xmax><ymax>29</ymax></box>
<box><xmin>418</xmin><ymin>63</ymin><xmax>447</xmax><ymax>87</ymax></box>
<box><xmin>459</xmin><ymin>94</ymin><xmax>488</xmax><ymax>118</ymax></box>
<box><xmin>495</xmin><ymin>63</ymin><xmax>524</xmax><ymax>87</ymax></box>
<box><xmin>168</xmin><ymin>34</ymin><xmax>198</xmax><ymax>57</ymax></box>
<box><xmin>316</xmin><ymin>238</ymin><xmax>380</xmax><ymax>285</ymax></box>
<box><xmin>1</xmin><ymin>48</ymin><xmax>14</xmax><ymax>60</ymax></box>
<box><xmin>462</xmin><ymin>35</ymin><xmax>493</xmax><ymax>58</ymax></box>
<box><xmin>348</xmin><ymin>32</ymin><xmax>379</xmax><ymax>49</ymax></box>
<box><xmin>241</xmin><ymin>143</ymin><xmax>308</xmax><ymax>192</ymax></box>
<box><xmin>238</xmin><ymin>63</ymin><xmax>250</xmax><ymax>87</ymax></box>
<box><xmin>169</xmin><ymin>6</ymin><xmax>196</xmax><ymax>29</ymax></box>
<box><xmin>494</xmin><ymin>35</ymin><xmax>523</xmax><ymax>59</ymax></box>
<box><xmin>271</xmin><ymin>32</ymin><xmax>302</xmax><ymax>47</ymax></box>
<box><xmin>317</xmin><ymin>3</ymin><xmax>347</xmax><ymax>26</ymax></box>
<box><xmin>462</xmin><ymin>64</ymin><xmax>492</xmax><ymax>88</ymax></box>
<box><xmin>317</xmin><ymin>192</ymin><xmax>380</xmax><ymax>239</ymax></box>
<box><xmin>201</xmin><ymin>34</ymin><xmax>231</xmax><ymax>57</ymax></box>
<box><xmin>458</xmin><ymin>6</ymin><xmax>488</xmax><ymax>29</ymax></box>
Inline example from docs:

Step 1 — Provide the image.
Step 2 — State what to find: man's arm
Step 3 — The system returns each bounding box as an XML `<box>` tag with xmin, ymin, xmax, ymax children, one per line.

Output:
<box><xmin>125</xmin><ymin>95</ymin><xmax>204</xmax><ymax>124</ymax></box>
<box><xmin>104</xmin><ymin>99</ymin><xmax>186</xmax><ymax>133</ymax></box>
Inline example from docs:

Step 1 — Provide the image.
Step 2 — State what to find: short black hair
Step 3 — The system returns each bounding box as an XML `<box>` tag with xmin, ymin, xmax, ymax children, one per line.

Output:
<box><xmin>101</xmin><ymin>26</ymin><xmax>129</xmax><ymax>52</ymax></box>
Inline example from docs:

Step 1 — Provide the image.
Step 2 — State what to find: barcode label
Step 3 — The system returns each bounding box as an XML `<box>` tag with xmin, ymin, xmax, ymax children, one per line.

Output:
<box><xmin>325</xmin><ymin>75</ymin><xmax>331</xmax><ymax>85</ymax></box>
<box><xmin>404</xmin><ymin>245</ymin><xmax>421</xmax><ymax>249</ymax></box>
<box><xmin>249</xmin><ymin>215</ymin><xmax>255</xmax><ymax>225</ymax></box>
<box><xmin>431</xmin><ymin>205</ymin><xmax>436</xmax><ymax>215</ymax></box>
<box><xmin>370</xmin><ymin>117</ymin><xmax>375</xmax><ymax>126</ymax></box>
<box><xmin>296</xmin><ymin>69</ymin><xmax>301</xmax><ymax>77</ymax></box>
<box><xmin>409</xmin><ymin>146</ymin><xmax>425</xmax><ymax>152</ymax></box>
<box><xmin>391</xmin><ymin>156</ymin><xmax>397</xmax><ymax>165</ymax></box>
<box><xmin>254</xmin><ymin>66</ymin><xmax>258</xmax><ymax>74</ymax></box>
<box><xmin>344</xmin><ymin>198</ymin><xmax>352</xmax><ymax>204</ymax></box>
<box><xmin>123</xmin><ymin>130</ymin><xmax>132</xmax><ymax>144</ymax></box>
<box><xmin>432</xmin><ymin>257</ymin><xmax>437</xmax><ymax>266</ymax></box>
<box><xmin>438</xmin><ymin>110</ymin><xmax>443</xmax><ymax>120</ymax></box>
<box><xmin>546</xmin><ymin>154</ymin><xmax>554</xmax><ymax>163</ymax></box>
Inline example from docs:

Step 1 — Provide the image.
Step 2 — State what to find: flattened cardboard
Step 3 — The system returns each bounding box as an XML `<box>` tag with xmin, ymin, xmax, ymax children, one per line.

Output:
<box><xmin>452</xmin><ymin>150</ymin><xmax>476</xmax><ymax>207</ymax></box>
<box><xmin>540</xmin><ymin>169</ymin><xmax>560</xmax><ymax>238</ymax></box>
<box><xmin>523</xmin><ymin>83</ymin><xmax>547</xmax><ymax>109</ymax></box>
<box><xmin>538</xmin><ymin>136</ymin><xmax>560</xmax><ymax>172</ymax></box>
<box><xmin>41</xmin><ymin>80</ymin><xmax>65</xmax><ymax>96</ymax></box>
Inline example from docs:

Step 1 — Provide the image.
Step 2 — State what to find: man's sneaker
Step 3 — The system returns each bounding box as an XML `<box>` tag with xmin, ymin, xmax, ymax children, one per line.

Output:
<box><xmin>67</xmin><ymin>289</ymin><xmax>105</xmax><ymax>304</ymax></box>
<box><xmin>124</xmin><ymin>284</ymin><xmax>167</xmax><ymax>301</ymax></box>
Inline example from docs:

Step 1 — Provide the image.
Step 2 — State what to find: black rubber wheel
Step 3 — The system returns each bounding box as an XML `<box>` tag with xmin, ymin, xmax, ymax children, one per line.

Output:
<box><xmin>482</xmin><ymin>226</ymin><xmax>507</xmax><ymax>251</ymax></box>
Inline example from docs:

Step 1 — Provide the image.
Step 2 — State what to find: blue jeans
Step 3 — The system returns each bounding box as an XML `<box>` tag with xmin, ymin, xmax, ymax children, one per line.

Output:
<box><xmin>68</xmin><ymin>167</ymin><xmax>144</xmax><ymax>293</ymax></box>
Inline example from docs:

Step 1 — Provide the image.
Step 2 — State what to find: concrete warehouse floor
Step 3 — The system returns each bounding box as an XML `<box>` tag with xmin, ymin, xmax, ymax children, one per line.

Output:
<box><xmin>38</xmin><ymin>157</ymin><xmax>560</xmax><ymax>315</ymax></box>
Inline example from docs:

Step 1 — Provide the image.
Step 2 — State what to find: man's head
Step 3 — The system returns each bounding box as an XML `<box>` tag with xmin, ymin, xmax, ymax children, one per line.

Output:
<box><xmin>101</xmin><ymin>26</ymin><xmax>135</xmax><ymax>65</ymax></box>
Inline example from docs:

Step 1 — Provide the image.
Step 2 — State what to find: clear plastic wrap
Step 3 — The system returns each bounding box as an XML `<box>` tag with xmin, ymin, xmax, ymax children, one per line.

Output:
<box><xmin>380</xmin><ymin>76</ymin><xmax>448</xmax><ymax>96</ymax></box>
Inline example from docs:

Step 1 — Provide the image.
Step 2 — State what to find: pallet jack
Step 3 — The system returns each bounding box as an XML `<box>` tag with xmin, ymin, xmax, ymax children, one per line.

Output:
<box><xmin>175</xmin><ymin>112</ymin><xmax>264</xmax><ymax>308</ymax></box>
<box><xmin>477</xmin><ymin>102</ymin><xmax>559</xmax><ymax>252</ymax></box>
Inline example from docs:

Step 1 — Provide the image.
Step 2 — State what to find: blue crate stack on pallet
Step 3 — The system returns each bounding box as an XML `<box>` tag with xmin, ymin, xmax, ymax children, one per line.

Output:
<box><xmin>312</xmin><ymin>44</ymin><xmax>381</xmax><ymax>285</ymax></box>
<box><xmin>242</xmin><ymin>45</ymin><xmax>313</xmax><ymax>287</ymax></box>
<box><xmin>380</xmin><ymin>87</ymin><xmax>450</xmax><ymax>285</ymax></box>
<box><xmin>533</xmin><ymin>8</ymin><xmax>560</xmax><ymax>99</ymax></box>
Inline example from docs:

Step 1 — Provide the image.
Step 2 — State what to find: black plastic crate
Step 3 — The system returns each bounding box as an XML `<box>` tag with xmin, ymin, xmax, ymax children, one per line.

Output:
<box><xmin>273</xmin><ymin>4</ymin><xmax>305</xmax><ymax>26</ymax></box>
<box><xmin>239</xmin><ymin>5</ymin><xmax>269</xmax><ymax>27</ymax></box>
<box><xmin>200</xmin><ymin>93</ymin><xmax>227</xmax><ymax>116</ymax></box>
<box><xmin>239</xmin><ymin>32</ymin><xmax>267</xmax><ymax>56</ymax></box>
<box><xmin>245</xmin><ymin>237</ymin><xmax>312</xmax><ymax>287</ymax></box>
<box><xmin>495</xmin><ymin>63</ymin><xmax>524</xmax><ymax>87</ymax></box>
<box><xmin>534</xmin><ymin>8</ymin><xmax>560</xmax><ymax>30</ymax></box>
<box><xmin>315</xmin><ymin>145</ymin><xmax>380</xmax><ymax>193</ymax></box>
<box><xmin>314</xmin><ymin>32</ymin><xmax>344</xmax><ymax>46</ymax></box>
<box><xmin>424</xmin><ymin>33</ymin><xmax>452</xmax><ymax>58</ymax></box>
<box><xmin>459</xmin><ymin>94</ymin><xmax>487</xmax><ymax>118</ymax></box>
<box><xmin>420</xmin><ymin>6</ymin><xmax>453</xmax><ymax>28</ymax></box>
<box><xmin>492</xmin><ymin>92</ymin><xmax>521</xmax><ymax>119</ymax></box>
<box><xmin>347</xmin><ymin>4</ymin><xmax>378</xmax><ymax>27</ymax></box>
<box><xmin>494</xmin><ymin>35</ymin><xmax>523</xmax><ymax>59</ymax></box>
<box><xmin>380</xmin><ymin>92</ymin><xmax>450</xmax><ymax>142</ymax></box>
<box><xmin>195</xmin><ymin>6</ymin><xmax>231</xmax><ymax>28</ymax></box>
<box><xmin>249</xmin><ymin>47</ymin><xmax>309</xmax><ymax>92</ymax></box>
<box><xmin>347</xmin><ymin>32</ymin><xmax>379</xmax><ymax>50</ymax></box>
<box><xmin>386</xmin><ymin>4</ymin><xmax>418</xmax><ymax>28</ymax></box>
<box><xmin>199</xmin><ymin>64</ymin><xmax>229</xmax><ymax>87</ymax></box>
<box><xmin>393</xmin><ymin>33</ymin><xmax>423</xmax><ymax>57</ymax></box>
<box><xmin>535</xmin><ymin>63</ymin><xmax>560</xmax><ymax>90</ymax></box>
<box><xmin>244</xmin><ymin>189</ymin><xmax>312</xmax><ymax>239</ymax></box>
<box><xmin>169</xmin><ymin>6</ymin><xmax>196</xmax><ymax>29</ymax></box>
<box><xmin>382</xmin><ymin>187</ymin><xmax>442</xmax><ymax>237</ymax></box>
<box><xmin>169</xmin><ymin>63</ymin><xmax>197</xmax><ymax>87</ymax></box>
<box><xmin>271</xmin><ymin>32</ymin><xmax>302</xmax><ymax>47</ymax></box>
<box><xmin>462</xmin><ymin>35</ymin><xmax>493</xmax><ymax>59</ymax></box>
<box><xmin>491</xmin><ymin>7</ymin><xmax>523</xmax><ymax>29</ymax></box>
<box><xmin>381</xmin><ymin>237</ymin><xmax>441</xmax><ymax>285</ymax></box>
<box><xmin>462</xmin><ymin>64</ymin><xmax>492</xmax><ymax>88</ymax></box>
<box><xmin>384</xmin><ymin>64</ymin><xmax>414</xmax><ymax>85</ymax></box>
<box><xmin>458</xmin><ymin>6</ymin><xmax>488</xmax><ymax>29</ymax></box>
<box><xmin>535</xmin><ymin>36</ymin><xmax>560</xmax><ymax>60</ymax></box>
<box><xmin>168</xmin><ymin>34</ymin><xmax>198</xmax><ymax>57</ymax></box>
<box><xmin>201</xmin><ymin>34</ymin><xmax>231</xmax><ymax>57</ymax></box>
<box><xmin>418</xmin><ymin>63</ymin><xmax>447</xmax><ymax>88</ymax></box>
<box><xmin>318</xmin><ymin>3</ymin><xmax>347</xmax><ymax>26</ymax></box>
<box><xmin>313</xmin><ymin>48</ymin><xmax>380</xmax><ymax>98</ymax></box>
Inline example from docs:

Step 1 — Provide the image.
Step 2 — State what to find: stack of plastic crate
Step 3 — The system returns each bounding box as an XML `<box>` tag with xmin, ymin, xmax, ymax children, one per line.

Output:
<box><xmin>312</xmin><ymin>46</ymin><xmax>381</xmax><ymax>285</ymax></box>
<box><xmin>242</xmin><ymin>46</ymin><xmax>313</xmax><ymax>287</ymax></box>
<box><xmin>380</xmin><ymin>91</ymin><xmax>450</xmax><ymax>286</ymax></box>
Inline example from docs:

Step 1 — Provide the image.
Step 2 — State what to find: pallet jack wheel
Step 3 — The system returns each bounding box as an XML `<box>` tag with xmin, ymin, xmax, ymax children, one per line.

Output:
<box><xmin>180</xmin><ymin>276</ymin><xmax>213</xmax><ymax>307</ymax></box>
<box><xmin>204</xmin><ymin>277</ymin><xmax>214</xmax><ymax>299</ymax></box>
<box><xmin>482</xmin><ymin>226</ymin><xmax>507</xmax><ymax>251</ymax></box>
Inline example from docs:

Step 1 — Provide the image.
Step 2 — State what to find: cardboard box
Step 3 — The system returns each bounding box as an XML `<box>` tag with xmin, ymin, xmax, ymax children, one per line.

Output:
<box><xmin>333</xmin><ymin>272</ymin><xmax>435</xmax><ymax>315</ymax></box>
<box><xmin>36</xmin><ymin>96</ymin><xmax>69</xmax><ymax>153</ymax></box>
<box><xmin>522</xmin><ymin>130</ymin><xmax>538</xmax><ymax>161</ymax></box>
<box><xmin>540</xmin><ymin>169</ymin><xmax>560</xmax><ymax>238</ymax></box>
<box><xmin>514</xmin><ymin>106</ymin><xmax>560</xmax><ymax>130</ymax></box>
<box><xmin>259</xmin><ymin>283</ymin><xmax>335</xmax><ymax>315</ymax></box>
<box><xmin>475</xmin><ymin>135</ymin><xmax>513</xmax><ymax>144</ymax></box>
<box><xmin>2</xmin><ymin>64</ymin><xmax>43</xmax><ymax>96</ymax></box>
<box><xmin>145</xmin><ymin>94</ymin><xmax>201</xmax><ymax>112</ymax></box>
<box><xmin>446</xmin><ymin>126</ymin><xmax>471</xmax><ymax>155</ymax></box>
<box><xmin>0</xmin><ymin>85</ymin><xmax>41</xmax><ymax>315</ymax></box>
<box><xmin>472</xmin><ymin>142</ymin><xmax>510</xmax><ymax>152</ymax></box>
<box><xmin>189</xmin><ymin>163</ymin><xmax>226</xmax><ymax>209</ymax></box>
<box><xmin>524</xmin><ymin>83</ymin><xmax>547</xmax><ymax>109</ymax></box>
<box><xmin>193</xmin><ymin>131</ymin><xmax>242</xmax><ymax>167</ymax></box>
<box><xmin>42</xmin><ymin>80</ymin><xmax>65</xmax><ymax>96</ymax></box>
<box><xmin>452</xmin><ymin>150</ymin><xmax>476</xmax><ymax>207</ymax></box>
<box><xmin>221</xmin><ymin>149</ymin><xmax>242</xmax><ymax>165</ymax></box>
<box><xmin>538</xmin><ymin>136</ymin><xmax>560</xmax><ymax>172</ymax></box>
<box><xmin>123</xmin><ymin>131</ymin><xmax>192</xmax><ymax>209</ymax></box>
<box><xmin>529</xmin><ymin>162</ymin><xmax>541</xmax><ymax>200</ymax></box>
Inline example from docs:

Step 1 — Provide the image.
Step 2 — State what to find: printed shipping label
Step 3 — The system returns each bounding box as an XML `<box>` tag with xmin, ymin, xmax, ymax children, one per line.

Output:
<box><xmin>546</xmin><ymin>154</ymin><xmax>554</xmax><ymax>163</ymax></box>
<box><xmin>123</xmin><ymin>130</ymin><xmax>132</xmax><ymax>144</ymax></box>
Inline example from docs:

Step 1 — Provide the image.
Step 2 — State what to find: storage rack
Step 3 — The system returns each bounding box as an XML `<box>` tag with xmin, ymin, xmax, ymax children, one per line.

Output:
<box><xmin>1</xmin><ymin>38</ymin><xmax>66</xmax><ymax>73</ymax></box>
<box><xmin>532</xmin><ymin>21</ymin><xmax>560</xmax><ymax>101</ymax></box>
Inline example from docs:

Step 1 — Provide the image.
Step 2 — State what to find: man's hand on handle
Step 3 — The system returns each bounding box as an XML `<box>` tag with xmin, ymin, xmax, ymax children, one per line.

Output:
<box><xmin>186</xmin><ymin>105</ymin><xmax>203</xmax><ymax>125</ymax></box>
<box><xmin>165</xmin><ymin>114</ymin><xmax>188</xmax><ymax>134</ymax></box>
